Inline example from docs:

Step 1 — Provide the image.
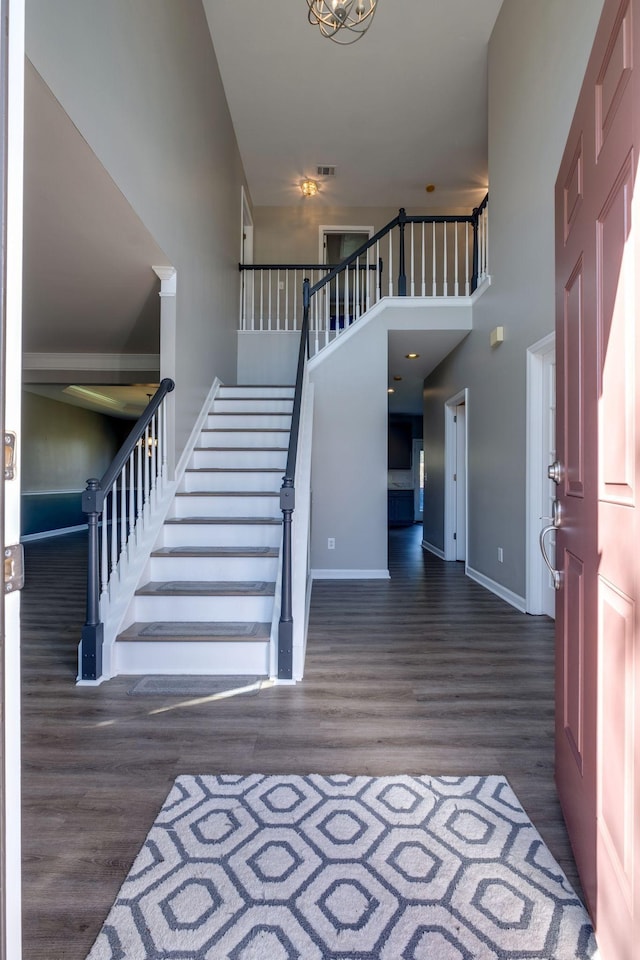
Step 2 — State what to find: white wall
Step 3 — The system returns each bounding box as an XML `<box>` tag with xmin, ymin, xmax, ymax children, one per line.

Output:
<box><xmin>423</xmin><ymin>0</ymin><xmax>605</xmax><ymax>599</ymax></box>
<box><xmin>26</xmin><ymin>0</ymin><xmax>248</xmax><ymax>463</ymax></box>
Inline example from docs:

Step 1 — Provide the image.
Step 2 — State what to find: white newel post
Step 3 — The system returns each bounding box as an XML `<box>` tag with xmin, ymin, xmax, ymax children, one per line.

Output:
<box><xmin>153</xmin><ymin>265</ymin><xmax>177</xmax><ymax>478</ymax></box>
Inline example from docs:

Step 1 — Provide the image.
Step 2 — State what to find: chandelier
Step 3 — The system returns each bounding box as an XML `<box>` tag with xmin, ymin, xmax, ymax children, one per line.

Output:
<box><xmin>307</xmin><ymin>0</ymin><xmax>378</xmax><ymax>45</ymax></box>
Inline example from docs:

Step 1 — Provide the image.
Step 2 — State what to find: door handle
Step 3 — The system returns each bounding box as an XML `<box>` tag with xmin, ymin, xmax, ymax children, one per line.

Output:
<box><xmin>548</xmin><ymin>460</ymin><xmax>562</xmax><ymax>484</ymax></box>
<box><xmin>539</xmin><ymin>526</ymin><xmax>560</xmax><ymax>590</ymax></box>
<box><xmin>539</xmin><ymin>496</ymin><xmax>562</xmax><ymax>590</ymax></box>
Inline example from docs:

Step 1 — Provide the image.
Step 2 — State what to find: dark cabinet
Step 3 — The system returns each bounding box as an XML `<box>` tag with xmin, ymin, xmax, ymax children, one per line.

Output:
<box><xmin>388</xmin><ymin>490</ymin><xmax>414</xmax><ymax>526</ymax></box>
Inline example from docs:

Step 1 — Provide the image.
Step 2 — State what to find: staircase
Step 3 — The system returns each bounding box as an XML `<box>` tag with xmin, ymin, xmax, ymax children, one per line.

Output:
<box><xmin>112</xmin><ymin>385</ymin><xmax>293</xmax><ymax>677</ymax></box>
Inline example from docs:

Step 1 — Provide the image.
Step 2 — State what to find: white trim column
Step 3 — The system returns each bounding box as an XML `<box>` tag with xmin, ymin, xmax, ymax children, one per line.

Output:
<box><xmin>153</xmin><ymin>265</ymin><xmax>177</xmax><ymax>478</ymax></box>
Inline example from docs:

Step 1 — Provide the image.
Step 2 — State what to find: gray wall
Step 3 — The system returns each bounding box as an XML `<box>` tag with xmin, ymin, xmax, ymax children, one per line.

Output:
<box><xmin>423</xmin><ymin>0</ymin><xmax>605</xmax><ymax>597</ymax></box>
<box><xmin>254</xmin><ymin>204</ymin><xmax>474</xmax><ymax>265</ymax></box>
<box><xmin>26</xmin><ymin>0</ymin><xmax>248</xmax><ymax>463</ymax></box>
<box><xmin>21</xmin><ymin>392</ymin><xmax>126</xmax><ymax>536</ymax></box>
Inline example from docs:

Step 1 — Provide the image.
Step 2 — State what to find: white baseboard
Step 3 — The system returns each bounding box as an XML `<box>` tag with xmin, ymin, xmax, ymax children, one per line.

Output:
<box><xmin>311</xmin><ymin>569</ymin><xmax>390</xmax><ymax>580</ymax></box>
<box><xmin>465</xmin><ymin>565</ymin><xmax>527</xmax><ymax>613</ymax></box>
<box><xmin>22</xmin><ymin>524</ymin><xmax>86</xmax><ymax>542</ymax></box>
<box><xmin>422</xmin><ymin>539</ymin><xmax>445</xmax><ymax>560</ymax></box>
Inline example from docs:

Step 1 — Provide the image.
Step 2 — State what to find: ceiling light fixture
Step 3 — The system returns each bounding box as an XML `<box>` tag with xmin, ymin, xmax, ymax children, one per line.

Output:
<box><xmin>393</xmin><ymin>375</ymin><xmax>403</xmax><ymax>381</ymax></box>
<box><xmin>301</xmin><ymin>179</ymin><xmax>319</xmax><ymax>198</ymax></box>
<box><xmin>307</xmin><ymin>0</ymin><xmax>378</xmax><ymax>45</ymax></box>
<box><xmin>387</xmin><ymin>388</ymin><xmax>395</xmax><ymax>394</ymax></box>
<box><xmin>405</xmin><ymin>353</ymin><xmax>420</xmax><ymax>360</ymax></box>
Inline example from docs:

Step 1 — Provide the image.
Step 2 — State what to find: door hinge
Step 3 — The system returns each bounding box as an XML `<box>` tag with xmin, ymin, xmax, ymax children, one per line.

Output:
<box><xmin>4</xmin><ymin>543</ymin><xmax>24</xmax><ymax>593</ymax></box>
<box><xmin>4</xmin><ymin>431</ymin><xmax>16</xmax><ymax>479</ymax></box>
<box><xmin>453</xmin><ymin>415</ymin><xmax>457</xmax><ymax>422</ymax></box>
<box><xmin>453</xmin><ymin>532</ymin><xmax>457</xmax><ymax>540</ymax></box>
<box><xmin>453</xmin><ymin>473</ymin><xmax>457</xmax><ymax>481</ymax></box>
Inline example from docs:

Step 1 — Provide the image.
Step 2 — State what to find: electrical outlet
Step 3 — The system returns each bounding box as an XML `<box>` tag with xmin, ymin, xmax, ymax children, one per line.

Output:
<box><xmin>328</xmin><ymin>538</ymin><xmax>335</xmax><ymax>550</ymax></box>
<box><xmin>497</xmin><ymin>547</ymin><xmax>504</xmax><ymax>563</ymax></box>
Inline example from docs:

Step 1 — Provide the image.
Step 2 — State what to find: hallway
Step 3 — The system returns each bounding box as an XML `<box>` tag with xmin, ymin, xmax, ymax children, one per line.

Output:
<box><xmin>21</xmin><ymin>526</ymin><xmax>577</xmax><ymax>958</ymax></box>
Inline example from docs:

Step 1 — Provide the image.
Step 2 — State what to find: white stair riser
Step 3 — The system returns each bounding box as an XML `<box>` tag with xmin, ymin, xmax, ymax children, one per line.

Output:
<box><xmin>133</xmin><ymin>594</ymin><xmax>274</xmax><ymax>621</ymax></box>
<box><xmin>182</xmin><ymin>472</ymin><xmax>282</xmax><ymax>494</ymax></box>
<box><xmin>161</xmin><ymin>524</ymin><xmax>281</xmax><ymax>548</ymax></box>
<box><xmin>212</xmin><ymin>399</ymin><xmax>293</xmax><ymax>414</ymax></box>
<box><xmin>198</xmin><ymin>431</ymin><xmax>289</xmax><ymax>449</ymax></box>
<box><xmin>220</xmin><ymin>387</ymin><xmax>294</xmax><ymax>399</ymax></box>
<box><xmin>206</xmin><ymin>413</ymin><xmax>292</xmax><ymax>430</ymax></box>
<box><xmin>173</xmin><ymin>495</ymin><xmax>280</xmax><ymax>518</ymax></box>
<box><xmin>114</xmin><ymin>640</ymin><xmax>270</xmax><ymax>676</ymax></box>
<box><xmin>149</xmin><ymin>555</ymin><xmax>278</xmax><ymax>581</ymax></box>
<box><xmin>191</xmin><ymin>449</ymin><xmax>287</xmax><ymax>469</ymax></box>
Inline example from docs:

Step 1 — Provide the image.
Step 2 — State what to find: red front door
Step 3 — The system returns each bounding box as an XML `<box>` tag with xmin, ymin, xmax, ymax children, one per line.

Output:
<box><xmin>555</xmin><ymin>0</ymin><xmax>640</xmax><ymax>956</ymax></box>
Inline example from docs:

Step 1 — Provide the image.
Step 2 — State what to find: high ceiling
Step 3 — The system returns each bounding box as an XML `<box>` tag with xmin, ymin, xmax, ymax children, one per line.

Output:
<box><xmin>202</xmin><ymin>0</ymin><xmax>503</xmax><ymax>209</ymax></box>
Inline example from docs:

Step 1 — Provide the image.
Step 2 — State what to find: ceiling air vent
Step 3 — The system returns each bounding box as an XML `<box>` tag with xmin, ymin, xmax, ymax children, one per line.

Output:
<box><xmin>317</xmin><ymin>165</ymin><xmax>336</xmax><ymax>177</ymax></box>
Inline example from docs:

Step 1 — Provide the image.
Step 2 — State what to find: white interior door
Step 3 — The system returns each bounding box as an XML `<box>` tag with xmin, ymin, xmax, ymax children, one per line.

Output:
<box><xmin>1</xmin><ymin>0</ymin><xmax>25</xmax><ymax>956</ymax></box>
<box><xmin>455</xmin><ymin>403</ymin><xmax>466</xmax><ymax>561</ymax></box>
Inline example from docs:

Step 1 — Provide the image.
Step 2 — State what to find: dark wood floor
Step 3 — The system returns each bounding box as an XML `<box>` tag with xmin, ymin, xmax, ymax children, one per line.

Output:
<box><xmin>21</xmin><ymin>525</ymin><xmax>580</xmax><ymax>959</ymax></box>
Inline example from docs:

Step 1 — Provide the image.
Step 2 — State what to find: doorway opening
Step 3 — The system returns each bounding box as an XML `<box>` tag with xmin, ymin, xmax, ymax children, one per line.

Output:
<box><xmin>319</xmin><ymin>225</ymin><xmax>373</xmax><ymax>329</ymax></box>
<box><xmin>526</xmin><ymin>333</ymin><xmax>556</xmax><ymax>618</ymax></box>
<box><xmin>444</xmin><ymin>390</ymin><xmax>468</xmax><ymax>563</ymax></box>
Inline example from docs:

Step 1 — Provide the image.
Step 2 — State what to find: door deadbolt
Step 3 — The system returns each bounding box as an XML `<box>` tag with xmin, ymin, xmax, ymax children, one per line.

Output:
<box><xmin>547</xmin><ymin>460</ymin><xmax>562</xmax><ymax>484</ymax></box>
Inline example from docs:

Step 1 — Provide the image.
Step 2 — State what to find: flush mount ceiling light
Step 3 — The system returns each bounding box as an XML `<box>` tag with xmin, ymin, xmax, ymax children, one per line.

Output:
<box><xmin>387</xmin><ymin>388</ymin><xmax>395</xmax><ymax>394</ymax></box>
<box><xmin>307</xmin><ymin>0</ymin><xmax>378</xmax><ymax>45</ymax></box>
<box><xmin>393</xmin><ymin>375</ymin><xmax>403</xmax><ymax>381</ymax></box>
<box><xmin>301</xmin><ymin>179</ymin><xmax>319</xmax><ymax>198</ymax></box>
<box><xmin>405</xmin><ymin>353</ymin><xmax>420</xmax><ymax>360</ymax></box>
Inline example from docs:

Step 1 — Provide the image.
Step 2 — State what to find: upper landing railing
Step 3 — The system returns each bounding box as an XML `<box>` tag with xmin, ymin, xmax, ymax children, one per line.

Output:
<box><xmin>239</xmin><ymin>196</ymin><xmax>488</xmax><ymax>355</ymax></box>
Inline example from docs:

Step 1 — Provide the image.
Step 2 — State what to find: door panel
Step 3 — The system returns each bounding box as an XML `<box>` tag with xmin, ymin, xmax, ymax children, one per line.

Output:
<box><xmin>555</xmin><ymin>0</ymin><xmax>640</xmax><ymax>955</ymax></box>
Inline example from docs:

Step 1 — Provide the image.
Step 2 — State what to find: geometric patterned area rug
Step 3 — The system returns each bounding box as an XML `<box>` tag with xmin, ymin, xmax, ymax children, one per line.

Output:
<box><xmin>86</xmin><ymin>774</ymin><xmax>597</xmax><ymax>959</ymax></box>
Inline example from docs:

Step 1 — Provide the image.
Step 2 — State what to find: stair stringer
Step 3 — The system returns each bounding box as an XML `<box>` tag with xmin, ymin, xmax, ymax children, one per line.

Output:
<box><xmin>97</xmin><ymin>377</ymin><xmax>222</xmax><ymax>680</ymax></box>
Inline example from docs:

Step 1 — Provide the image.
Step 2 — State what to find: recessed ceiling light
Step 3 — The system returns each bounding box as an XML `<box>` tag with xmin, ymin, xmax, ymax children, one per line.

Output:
<box><xmin>426</xmin><ymin>184</ymin><xmax>436</xmax><ymax>193</ymax></box>
<box><xmin>393</xmin><ymin>375</ymin><xmax>403</xmax><ymax>381</ymax></box>
<box><xmin>387</xmin><ymin>388</ymin><xmax>395</xmax><ymax>394</ymax></box>
<box><xmin>405</xmin><ymin>353</ymin><xmax>420</xmax><ymax>359</ymax></box>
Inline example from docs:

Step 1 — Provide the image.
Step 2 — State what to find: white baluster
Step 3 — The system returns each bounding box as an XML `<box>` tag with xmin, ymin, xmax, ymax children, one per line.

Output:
<box><xmin>375</xmin><ymin>240</ymin><xmax>381</xmax><ymax>303</ymax></box>
<box><xmin>145</xmin><ymin>425</ymin><xmax>151</xmax><ymax>523</ymax></box>
<box><xmin>421</xmin><ymin>222</ymin><xmax>426</xmax><ymax>297</ymax></box>
<box><xmin>128</xmin><ymin>449</ymin><xmax>135</xmax><ymax>550</ymax></box>
<box><xmin>136</xmin><ymin>436</ymin><xmax>143</xmax><ymax>539</ymax></box>
<box><xmin>161</xmin><ymin>400</ymin><xmax>168</xmax><ymax>484</ymax></box>
<box><xmin>465</xmin><ymin>221</ymin><xmax>470</xmax><ymax>296</ymax></box>
<box><xmin>239</xmin><ymin>272</ymin><xmax>244</xmax><ymax>331</ymax></box>
<box><xmin>344</xmin><ymin>264</ymin><xmax>349</xmax><ymax>330</ymax></box>
<box><xmin>119</xmin><ymin>467</ymin><xmax>126</xmax><ymax>574</ymax></box>
<box><xmin>268</xmin><ymin>271</ymin><xmax>272</xmax><ymax>331</ymax></box>
<box><xmin>251</xmin><ymin>271</ymin><xmax>255</xmax><ymax>330</ymax></box>
<box><xmin>100</xmin><ymin>496</ymin><xmax>108</xmax><ymax>596</ymax></box>
<box><xmin>110</xmin><ymin>486</ymin><xmax>117</xmax><ymax>581</ymax></box>
<box><xmin>432</xmin><ymin>222</ymin><xmax>437</xmax><ymax>296</ymax></box>
<box><xmin>285</xmin><ymin>269</ymin><xmax>290</xmax><ymax>331</ymax></box>
<box><xmin>259</xmin><ymin>270</ymin><xmax>264</xmax><ymax>331</ymax></box>
<box><xmin>454</xmin><ymin>223</ymin><xmax>459</xmax><ymax>297</ymax></box>
<box><xmin>324</xmin><ymin>276</ymin><xmax>330</xmax><ymax>348</ymax></box>
<box><xmin>443</xmin><ymin>222</ymin><xmax>448</xmax><ymax>297</ymax></box>
<box><xmin>410</xmin><ymin>222</ymin><xmax>415</xmax><ymax>297</ymax></box>
<box><xmin>388</xmin><ymin>230</ymin><xmax>393</xmax><ymax>297</ymax></box>
<box><xmin>276</xmin><ymin>268</ymin><xmax>281</xmax><ymax>330</ymax></box>
<box><xmin>484</xmin><ymin>207</ymin><xmax>489</xmax><ymax>279</ymax></box>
